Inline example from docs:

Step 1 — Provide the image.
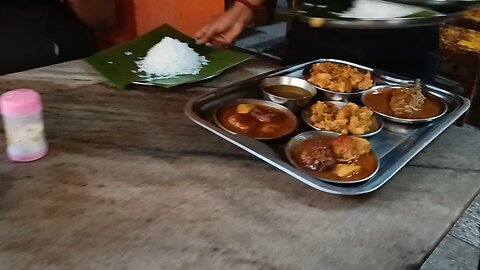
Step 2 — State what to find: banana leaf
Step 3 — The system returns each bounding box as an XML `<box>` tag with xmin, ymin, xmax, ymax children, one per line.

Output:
<box><xmin>87</xmin><ymin>24</ymin><xmax>253</xmax><ymax>88</ymax></box>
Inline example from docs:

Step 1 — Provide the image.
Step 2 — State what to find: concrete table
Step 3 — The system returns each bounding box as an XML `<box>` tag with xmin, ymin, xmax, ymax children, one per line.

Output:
<box><xmin>0</xmin><ymin>60</ymin><xmax>478</xmax><ymax>270</ymax></box>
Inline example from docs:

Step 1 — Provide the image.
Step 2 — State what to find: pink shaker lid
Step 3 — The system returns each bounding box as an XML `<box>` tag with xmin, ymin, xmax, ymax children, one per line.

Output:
<box><xmin>1</xmin><ymin>89</ymin><xmax>43</xmax><ymax>116</ymax></box>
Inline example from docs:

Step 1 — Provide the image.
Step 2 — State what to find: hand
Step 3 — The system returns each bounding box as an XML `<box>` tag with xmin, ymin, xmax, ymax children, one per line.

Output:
<box><xmin>195</xmin><ymin>2</ymin><xmax>254</xmax><ymax>46</ymax></box>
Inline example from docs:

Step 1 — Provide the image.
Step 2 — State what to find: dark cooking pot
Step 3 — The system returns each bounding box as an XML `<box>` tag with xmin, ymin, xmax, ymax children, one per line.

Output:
<box><xmin>285</xmin><ymin>0</ymin><xmax>477</xmax><ymax>82</ymax></box>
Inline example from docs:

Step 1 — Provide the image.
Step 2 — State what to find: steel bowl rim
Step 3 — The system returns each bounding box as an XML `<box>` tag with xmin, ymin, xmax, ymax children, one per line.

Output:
<box><xmin>285</xmin><ymin>130</ymin><xmax>380</xmax><ymax>184</ymax></box>
<box><xmin>302</xmin><ymin>62</ymin><xmax>376</xmax><ymax>95</ymax></box>
<box><xmin>301</xmin><ymin>101</ymin><xmax>384</xmax><ymax>137</ymax></box>
<box><xmin>360</xmin><ymin>84</ymin><xmax>448</xmax><ymax>124</ymax></box>
<box><xmin>260</xmin><ymin>76</ymin><xmax>318</xmax><ymax>101</ymax></box>
<box><xmin>213</xmin><ymin>98</ymin><xmax>298</xmax><ymax>140</ymax></box>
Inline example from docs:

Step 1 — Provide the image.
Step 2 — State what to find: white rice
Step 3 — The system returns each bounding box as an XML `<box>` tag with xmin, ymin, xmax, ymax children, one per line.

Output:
<box><xmin>136</xmin><ymin>37</ymin><xmax>208</xmax><ymax>79</ymax></box>
<box><xmin>335</xmin><ymin>0</ymin><xmax>426</xmax><ymax>19</ymax></box>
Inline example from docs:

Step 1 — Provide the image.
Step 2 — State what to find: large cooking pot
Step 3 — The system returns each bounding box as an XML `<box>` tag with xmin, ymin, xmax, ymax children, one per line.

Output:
<box><xmin>286</xmin><ymin>0</ymin><xmax>479</xmax><ymax>82</ymax></box>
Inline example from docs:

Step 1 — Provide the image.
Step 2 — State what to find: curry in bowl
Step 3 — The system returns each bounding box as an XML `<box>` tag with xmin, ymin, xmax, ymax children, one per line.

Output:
<box><xmin>260</xmin><ymin>76</ymin><xmax>317</xmax><ymax>112</ymax></box>
<box><xmin>286</xmin><ymin>132</ymin><xmax>378</xmax><ymax>183</ymax></box>
<box><xmin>215</xmin><ymin>99</ymin><xmax>297</xmax><ymax>140</ymax></box>
<box><xmin>264</xmin><ymin>84</ymin><xmax>315</xmax><ymax>99</ymax></box>
<box><xmin>362</xmin><ymin>80</ymin><xmax>446</xmax><ymax>123</ymax></box>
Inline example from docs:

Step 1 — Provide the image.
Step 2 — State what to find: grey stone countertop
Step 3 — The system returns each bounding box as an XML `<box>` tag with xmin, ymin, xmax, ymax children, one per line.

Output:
<box><xmin>0</xmin><ymin>60</ymin><xmax>478</xmax><ymax>270</ymax></box>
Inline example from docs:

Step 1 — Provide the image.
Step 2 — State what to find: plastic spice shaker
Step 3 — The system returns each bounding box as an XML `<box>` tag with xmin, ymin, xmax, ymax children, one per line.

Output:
<box><xmin>1</xmin><ymin>89</ymin><xmax>48</xmax><ymax>161</ymax></box>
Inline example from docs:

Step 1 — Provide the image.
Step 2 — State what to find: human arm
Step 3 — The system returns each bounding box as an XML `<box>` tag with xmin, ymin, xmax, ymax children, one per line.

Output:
<box><xmin>65</xmin><ymin>0</ymin><xmax>116</xmax><ymax>31</ymax></box>
<box><xmin>195</xmin><ymin>0</ymin><xmax>264</xmax><ymax>46</ymax></box>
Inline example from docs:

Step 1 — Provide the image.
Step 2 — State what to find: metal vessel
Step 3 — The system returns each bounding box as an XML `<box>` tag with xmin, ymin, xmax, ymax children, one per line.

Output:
<box><xmin>290</xmin><ymin>0</ymin><xmax>475</xmax><ymax>29</ymax></box>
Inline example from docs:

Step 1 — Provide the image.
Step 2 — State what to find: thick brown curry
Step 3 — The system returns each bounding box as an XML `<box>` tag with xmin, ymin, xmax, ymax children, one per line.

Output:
<box><xmin>292</xmin><ymin>136</ymin><xmax>377</xmax><ymax>182</ymax></box>
<box><xmin>217</xmin><ymin>103</ymin><xmax>297</xmax><ymax>139</ymax></box>
<box><xmin>363</xmin><ymin>88</ymin><xmax>443</xmax><ymax>119</ymax></box>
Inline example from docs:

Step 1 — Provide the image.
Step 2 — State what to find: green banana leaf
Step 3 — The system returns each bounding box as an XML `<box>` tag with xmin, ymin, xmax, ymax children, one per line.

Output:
<box><xmin>87</xmin><ymin>24</ymin><xmax>253</xmax><ymax>88</ymax></box>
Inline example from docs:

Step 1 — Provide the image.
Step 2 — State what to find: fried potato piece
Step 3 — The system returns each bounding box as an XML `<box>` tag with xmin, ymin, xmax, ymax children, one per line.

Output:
<box><xmin>336</xmin><ymin>102</ymin><xmax>358</xmax><ymax>119</ymax></box>
<box><xmin>334</xmin><ymin>163</ymin><xmax>361</xmax><ymax>178</ymax></box>
<box><xmin>309</xmin><ymin>101</ymin><xmax>375</xmax><ymax>135</ymax></box>
<box><xmin>357</xmin><ymin>72</ymin><xmax>374</xmax><ymax>90</ymax></box>
<box><xmin>310</xmin><ymin>101</ymin><xmax>348</xmax><ymax>134</ymax></box>
<box><xmin>307</xmin><ymin>62</ymin><xmax>373</xmax><ymax>92</ymax></box>
<box><xmin>347</xmin><ymin>106</ymin><xmax>374</xmax><ymax>135</ymax></box>
<box><xmin>236</xmin><ymin>103</ymin><xmax>255</xmax><ymax>114</ymax></box>
<box><xmin>330</xmin><ymin>135</ymin><xmax>371</xmax><ymax>162</ymax></box>
<box><xmin>310</xmin><ymin>101</ymin><xmax>338</xmax><ymax>120</ymax></box>
<box><xmin>310</xmin><ymin>73</ymin><xmax>332</xmax><ymax>89</ymax></box>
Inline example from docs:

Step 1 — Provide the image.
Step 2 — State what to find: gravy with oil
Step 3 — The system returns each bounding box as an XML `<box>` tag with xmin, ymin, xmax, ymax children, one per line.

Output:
<box><xmin>217</xmin><ymin>103</ymin><xmax>297</xmax><ymax>139</ymax></box>
<box><xmin>363</xmin><ymin>88</ymin><xmax>443</xmax><ymax>119</ymax></box>
<box><xmin>265</xmin><ymin>85</ymin><xmax>314</xmax><ymax>99</ymax></box>
<box><xmin>292</xmin><ymin>137</ymin><xmax>378</xmax><ymax>182</ymax></box>
<box><xmin>317</xmin><ymin>153</ymin><xmax>377</xmax><ymax>181</ymax></box>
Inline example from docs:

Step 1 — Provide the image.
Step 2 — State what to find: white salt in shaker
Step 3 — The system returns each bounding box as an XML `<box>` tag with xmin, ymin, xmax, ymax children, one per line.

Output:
<box><xmin>1</xmin><ymin>89</ymin><xmax>48</xmax><ymax>161</ymax></box>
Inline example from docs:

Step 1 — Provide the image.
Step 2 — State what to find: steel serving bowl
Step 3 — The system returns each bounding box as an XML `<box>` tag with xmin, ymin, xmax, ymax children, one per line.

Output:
<box><xmin>301</xmin><ymin>101</ymin><xmax>384</xmax><ymax>138</ymax></box>
<box><xmin>260</xmin><ymin>76</ymin><xmax>317</xmax><ymax>113</ymax></box>
<box><xmin>361</xmin><ymin>84</ymin><xmax>448</xmax><ymax>124</ymax></box>
<box><xmin>213</xmin><ymin>98</ymin><xmax>298</xmax><ymax>140</ymax></box>
<box><xmin>285</xmin><ymin>130</ymin><xmax>380</xmax><ymax>184</ymax></box>
<box><xmin>302</xmin><ymin>62</ymin><xmax>376</xmax><ymax>103</ymax></box>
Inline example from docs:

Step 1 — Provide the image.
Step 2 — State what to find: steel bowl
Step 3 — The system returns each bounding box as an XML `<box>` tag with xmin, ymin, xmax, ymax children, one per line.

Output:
<box><xmin>213</xmin><ymin>98</ymin><xmax>298</xmax><ymax>140</ymax></box>
<box><xmin>285</xmin><ymin>130</ymin><xmax>380</xmax><ymax>184</ymax></box>
<box><xmin>361</xmin><ymin>85</ymin><xmax>448</xmax><ymax>124</ymax></box>
<box><xmin>260</xmin><ymin>76</ymin><xmax>317</xmax><ymax>113</ymax></box>
<box><xmin>301</xmin><ymin>101</ymin><xmax>384</xmax><ymax>138</ymax></box>
<box><xmin>302</xmin><ymin>62</ymin><xmax>376</xmax><ymax>103</ymax></box>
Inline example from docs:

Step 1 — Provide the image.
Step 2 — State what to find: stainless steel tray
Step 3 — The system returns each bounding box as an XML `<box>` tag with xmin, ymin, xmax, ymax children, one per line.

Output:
<box><xmin>184</xmin><ymin>59</ymin><xmax>470</xmax><ymax>195</ymax></box>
